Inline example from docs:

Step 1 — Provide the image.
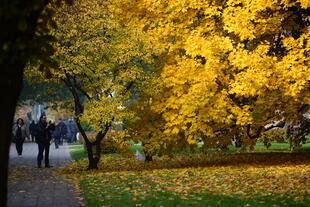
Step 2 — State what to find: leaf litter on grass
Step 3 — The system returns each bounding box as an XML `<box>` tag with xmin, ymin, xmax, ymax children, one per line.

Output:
<box><xmin>62</xmin><ymin>153</ymin><xmax>310</xmax><ymax>206</ymax></box>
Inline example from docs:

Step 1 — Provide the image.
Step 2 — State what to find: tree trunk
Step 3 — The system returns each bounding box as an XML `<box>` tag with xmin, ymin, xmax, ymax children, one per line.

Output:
<box><xmin>75</xmin><ymin>120</ymin><xmax>109</xmax><ymax>170</ymax></box>
<box><xmin>63</xmin><ymin>76</ymin><xmax>110</xmax><ymax>170</ymax></box>
<box><xmin>1</xmin><ymin>4</ymin><xmax>32</xmax><ymax>204</ymax></box>
<box><xmin>141</xmin><ymin>142</ymin><xmax>153</xmax><ymax>161</ymax></box>
<box><xmin>84</xmin><ymin>127</ymin><xmax>109</xmax><ymax>169</ymax></box>
<box><xmin>0</xmin><ymin>67</ymin><xmax>24</xmax><ymax>207</ymax></box>
<box><xmin>72</xmin><ymin>106</ymin><xmax>100</xmax><ymax>170</ymax></box>
<box><xmin>85</xmin><ymin>141</ymin><xmax>99</xmax><ymax>170</ymax></box>
<box><xmin>145</xmin><ymin>155</ymin><xmax>153</xmax><ymax>162</ymax></box>
<box><xmin>234</xmin><ymin>136</ymin><xmax>242</xmax><ymax>148</ymax></box>
<box><xmin>1</xmin><ymin>1</ymin><xmax>73</xmax><ymax>205</ymax></box>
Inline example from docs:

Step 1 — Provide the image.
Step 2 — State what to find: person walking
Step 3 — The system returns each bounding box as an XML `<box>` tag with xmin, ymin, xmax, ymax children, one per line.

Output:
<box><xmin>52</xmin><ymin>119</ymin><xmax>63</xmax><ymax>149</ymax></box>
<box><xmin>29</xmin><ymin>120</ymin><xmax>36</xmax><ymax>142</ymax></box>
<box><xmin>68</xmin><ymin>118</ymin><xmax>78</xmax><ymax>143</ymax></box>
<box><xmin>34</xmin><ymin>115</ymin><xmax>55</xmax><ymax>168</ymax></box>
<box><xmin>58</xmin><ymin>118</ymin><xmax>67</xmax><ymax>145</ymax></box>
<box><xmin>12</xmin><ymin>118</ymin><xmax>28</xmax><ymax>157</ymax></box>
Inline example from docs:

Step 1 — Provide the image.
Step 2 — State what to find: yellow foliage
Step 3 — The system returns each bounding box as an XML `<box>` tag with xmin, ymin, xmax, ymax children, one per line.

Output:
<box><xmin>25</xmin><ymin>0</ymin><xmax>309</xmax><ymax>155</ymax></box>
<box><xmin>110</xmin><ymin>0</ymin><xmax>309</xmax><ymax>153</ymax></box>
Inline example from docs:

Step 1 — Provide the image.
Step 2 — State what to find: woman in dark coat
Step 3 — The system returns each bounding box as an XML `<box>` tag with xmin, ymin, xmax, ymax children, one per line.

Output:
<box><xmin>12</xmin><ymin>118</ymin><xmax>28</xmax><ymax>157</ymax></box>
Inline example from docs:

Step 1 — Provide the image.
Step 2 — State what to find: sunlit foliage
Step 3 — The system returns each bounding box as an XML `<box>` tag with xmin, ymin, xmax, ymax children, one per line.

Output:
<box><xmin>110</xmin><ymin>0</ymin><xmax>310</xmax><ymax>154</ymax></box>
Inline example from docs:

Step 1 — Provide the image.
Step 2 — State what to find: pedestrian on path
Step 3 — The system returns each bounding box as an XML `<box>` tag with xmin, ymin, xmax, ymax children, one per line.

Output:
<box><xmin>12</xmin><ymin>118</ymin><xmax>28</xmax><ymax>157</ymax></box>
<box><xmin>29</xmin><ymin>120</ymin><xmax>36</xmax><ymax>142</ymax></box>
<box><xmin>52</xmin><ymin>118</ymin><xmax>65</xmax><ymax>149</ymax></box>
<box><xmin>67</xmin><ymin>118</ymin><xmax>78</xmax><ymax>143</ymax></box>
<box><xmin>34</xmin><ymin>115</ymin><xmax>55</xmax><ymax>168</ymax></box>
<box><xmin>53</xmin><ymin>118</ymin><xmax>67</xmax><ymax>148</ymax></box>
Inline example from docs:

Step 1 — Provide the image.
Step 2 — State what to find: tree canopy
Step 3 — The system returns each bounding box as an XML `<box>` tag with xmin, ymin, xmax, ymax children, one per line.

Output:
<box><xmin>26</xmin><ymin>0</ymin><xmax>155</xmax><ymax>168</ymax></box>
<box><xmin>25</xmin><ymin>0</ymin><xmax>310</xmax><ymax>158</ymax></box>
<box><xmin>109</xmin><ymin>0</ymin><xmax>310</xmax><ymax>154</ymax></box>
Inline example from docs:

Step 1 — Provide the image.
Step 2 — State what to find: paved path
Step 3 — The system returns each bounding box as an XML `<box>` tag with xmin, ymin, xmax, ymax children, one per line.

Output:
<box><xmin>8</xmin><ymin>142</ymin><xmax>83</xmax><ymax>207</ymax></box>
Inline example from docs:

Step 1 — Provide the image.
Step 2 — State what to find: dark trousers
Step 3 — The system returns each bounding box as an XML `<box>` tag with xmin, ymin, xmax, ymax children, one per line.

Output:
<box><xmin>30</xmin><ymin>134</ymin><xmax>35</xmax><ymax>142</ymax></box>
<box><xmin>71</xmin><ymin>133</ymin><xmax>77</xmax><ymax>143</ymax></box>
<box><xmin>54</xmin><ymin>136</ymin><xmax>60</xmax><ymax>148</ymax></box>
<box><xmin>15</xmin><ymin>139</ymin><xmax>24</xmax><ymax>155</ymax></box>
<box><xmin>59</xmin><ymin>135</ymin><xmax>64</xmax><ymax>145</ymax></box>
<box><xmin>37</xmin><ymin>142</ymin><xmax>50</xmax><ymax>167</ymax></box>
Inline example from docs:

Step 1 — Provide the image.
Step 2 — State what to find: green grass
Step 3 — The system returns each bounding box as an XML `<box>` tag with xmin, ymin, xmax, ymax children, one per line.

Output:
<box><xmin>70</xmin><ymin>145</ymin><xmax>87</xmax><ymax>161</ymax></box>
<box><xmin>70</xmin><ymin>141</ymin><xmax>310</xmax><ymax>161</ymax></box>
<box><xmin>219</xmin><ymin>141</ymin><xmax>310</xmax><ymax>153</ymax></box>
<box><xmin>68</xmin><ymin>143</ymin><xmax>310</xmax><ymax>207</ymax></box>
<box><xmin>129</xmin><ymin>144</ymin><xmax>143</xmax><ymax>153</ymax></box>
<box><xmin>68</xmin><ymin>141</ymin><xmax>83</xmax><ymax>146</ymax></box>
<box><xmin>70</xmin><ymin>145</ymin><xmax>122</xmax><ymax>161</ymax></box>
<box><xmin>80</xmin><ymin>177</ymin><xmax>309</xmax><ymax>207</ymax></box>
<box><xmin>69</xmin><ymin>143</ymin><xmax>142</xmax><ymax>161</ymax></box>
<box><xmin>251</xmin><ymin>142</ymin><xmax>310</xmax><ymax>151</ymax></box>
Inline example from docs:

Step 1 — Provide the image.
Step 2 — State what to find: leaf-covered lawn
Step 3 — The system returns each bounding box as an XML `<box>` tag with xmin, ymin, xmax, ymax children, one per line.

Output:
<box><xmin>63</xmin><ymin>153</ymin><xmax>310</xmax><ymax>207</ymax></box>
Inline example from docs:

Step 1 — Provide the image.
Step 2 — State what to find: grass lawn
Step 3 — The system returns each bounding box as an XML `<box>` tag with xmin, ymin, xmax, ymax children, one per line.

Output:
<box><xmin>68</xmin><ymin>141</ymin><xmax>83</xmax><ymax>146</ymax></box>
<box><xmin>70</xmin><ymin>141</ymin><xmax>310</xmax><ymax>161</ymax></box>
<box><xmin>69</xmin><ymin>144</ymin><xmax>122</xmax><ymax>161</ymax></box>
<box><xmin>66</xmin><ymin>142</ymin><xmax>310</xmax><ymax>207</ymax></box>
<box><xmin>242</xmin><ymin>142</ymin><xmax>310</xmax><ymax>152</ymax></box>
<box><xmin>70</xmin><ymin>145</ymin><xmax>87</xmax><ymax>161</ymax></box>
<box><xmin>81</xmin><ymin>176</ymin><xmax>308</xmax><ymax>207</ymax></box>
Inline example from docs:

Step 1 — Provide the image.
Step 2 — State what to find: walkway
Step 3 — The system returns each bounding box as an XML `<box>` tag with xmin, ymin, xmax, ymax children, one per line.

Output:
<box><xmin>8</xmin><ymin>142</ymin><xmax>83</xmax><ymax>207</ymax></box>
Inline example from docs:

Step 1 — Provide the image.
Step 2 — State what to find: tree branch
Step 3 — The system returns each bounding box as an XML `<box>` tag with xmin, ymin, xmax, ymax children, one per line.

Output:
<box><xmin>264</xmin><ymin>120</ymin><xmax>286</xmax><ymax>131</ymax></box>
<box><xmin>246</xmin><ymin>119</ymin><xmax>286</xmax><ymax>139</ymax></box>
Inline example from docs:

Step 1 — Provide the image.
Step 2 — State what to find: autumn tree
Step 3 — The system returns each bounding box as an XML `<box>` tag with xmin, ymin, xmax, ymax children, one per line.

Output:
<box><xmin>111</xmin><ymin>0</ymin><xmax>310</xmax><ymax>155</ymax></box>
<box><xmin>26</xmin><ymin>0</ymin><xmax>153</xmax><ymax>169</ymax></box>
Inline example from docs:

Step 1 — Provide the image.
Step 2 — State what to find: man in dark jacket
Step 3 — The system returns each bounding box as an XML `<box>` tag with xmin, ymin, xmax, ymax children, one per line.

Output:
<box><xmin>34</xmin><ymin>115</ymin><xmax>55</xmax><ymax>168</ymax></box>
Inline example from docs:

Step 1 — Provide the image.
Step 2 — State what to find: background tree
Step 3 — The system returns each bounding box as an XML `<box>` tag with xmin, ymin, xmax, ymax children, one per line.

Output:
<box><xmin>19</xmin><ymin>80</ymin><xmax>72</xmax><ymax>105</ymax></box>
<box><xmin>26</xmin><ymin>0</ymin><xmax>154</xmax><ymax>169</ymax></box>
<box><xmin>111</xmin><ymin>0</ymin><xmax>310</xmax><ymax>155</ymax></box>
